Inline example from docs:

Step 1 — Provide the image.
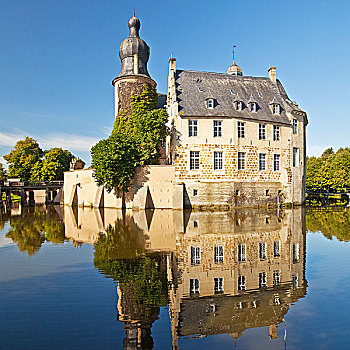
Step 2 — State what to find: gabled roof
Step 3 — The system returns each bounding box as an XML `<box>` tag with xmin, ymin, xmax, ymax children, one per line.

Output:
<box><xmin>175</xmin><ymin>69</ymin><xmax>306</xmax><ymax>125</ymax></box>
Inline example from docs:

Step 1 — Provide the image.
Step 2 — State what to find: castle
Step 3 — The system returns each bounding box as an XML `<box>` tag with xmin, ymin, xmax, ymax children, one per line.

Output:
<box><xmin>64</xmin><ymin>15</ymin><xmax>308</xmax><ymax>209</ymax></box>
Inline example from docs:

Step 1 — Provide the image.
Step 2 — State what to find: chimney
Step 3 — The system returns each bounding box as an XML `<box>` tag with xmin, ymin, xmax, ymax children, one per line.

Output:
<box><xmin>169</xmin><ymin>57</ymin><xmax>176</xmax><ymax>73</ymax></box>
<box><xmin>268</xmin><ymin>67</ymin><xmax>277</xmax><ymax>82</ymax></box>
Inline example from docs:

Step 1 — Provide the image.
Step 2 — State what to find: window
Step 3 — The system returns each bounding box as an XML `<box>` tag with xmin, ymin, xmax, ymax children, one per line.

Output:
<box><xmin>293</xmin><ymin>148</ymin><xmax>299</xmax><ymax>167</ymax></box>
<box><xmin>238</xmin><ymin>275</ymin><xmax>246</xmax><ymax>291</ymax></box>
<box><xmin>191</xmin><ymin>246</ymin><xmax>201</xmax><ymax>264</ymax></box>
<box><xmin>235</xmin><ymin>189</ymin><xmax>241</xmax><ymax>196</ymax></box>
<box><xmin>273</xmin><ymin>104</ymin><xmax>280</xmax><ymax>114</ymax></box>
<box><xmin>237</xmin><ymin>121</ymin><xmax>245</xmax><ymax>138</ymax></box>
<box><xmin>190</xmin><ymin>151</ymin><xmax>200</xmax><ymax>170</ymax></box>
<box><xmin>259</xmin><ymin>272</ymin><xmax>267</xmax><ymax>288</ymax></box>
<box><xmin>238</xmin><ymin>152</ymin><xmax>246</xmax><ymax>170</ymax></box>
<box><xmin>259</xmin><ymin>242</ymin><xmax>266</xmax><ymax>260</ymax></box>
<box><xmin>194</xmin><ymin>220</ymin><xmax>198</xmax><ymax>227</ymax></box>
<box><xmin>214</xmin><ymin>277</ymin><xmax>224</xmax><ymax>293</ymax></box>
<box><xmin>259</xmin><ymin>124</ymin><xmax>266</xmax><ymax>140</ymax></box>
<box><xmin>236</xmin><ymin>101</ymin><xmax>243</xmax><ymax>111</ymax></box>
<box><xmin>214</xmin><ymin>245</ymin><xmax>224</xmax><ymax>263</ymax></box>
<box><xmin>273</xmin><ymin>125</ymin><xmax>280</xmax><ymax>141</ymax></box>
<box><xmin>193</xmin><ymin>189</ymin><xmax>198</xmax><ymax>196</ymax></box>
<box><xmin>230</xmin><ymin>89</ymin><xmax>235</xmax><ymax>94</ymax></box>
<box><xmin>188</xmin><ymin>120</ymin><xmax>198</xmax><ymax>137</ymax></box>
<box><xmin>238</xmin><ymin>244</ymin><xmax>246</xmax><ymax>262</ymax></box>
<box><xmin>213</xmin><ymin>120</ymin><xmax>222</xmax><ymax>137</ymax></box>
<box><xmin>293</xmin><ymin>119</ymin><xmax>298</xmax><ymax>134</ymax></box>
<box><xmin>207</xmin><ymin>98</ymin><xmax>214</xmax><ymax>109</ymax></box>
<box><xmin>293</xmin><ymin>243</ymin><xmax>299</xmax><ymax>262</ymax></box>
<box><xmin>274</xmin><ymin>154</ymin><xmax>280</xmax><ymax>171</ymax></box>
<box><xmin>292</xmin><ymin>274</ymin><xmax>298</xmax><ymax>287</ymax></box>
<box><xmin>259</xmin><ymin>153</ymin><xmax>266</xmax><ymax>171</ymax></box>
<box><xmin>274</xmin><ymin>241</ymin><xmax>280</xmax><ymax>257</ymax></box>
<box><xmin>190</xmin><ymin>278</ymin><xmax>199</xmax><ymax>294</ymax></box>
<box><xmin>214</xmin><ymin>151</ymin><xmax>223</xmax><ymax>170</ymax></box>
<box><xmin>273</xmin><ymin>270</ymin><xmax>280</xmax><ymax>286</ymax></box>
<box><xmin>250</xmin><ymin>102</ymin><xmax>257</xmax><ymax>112</ymax></box>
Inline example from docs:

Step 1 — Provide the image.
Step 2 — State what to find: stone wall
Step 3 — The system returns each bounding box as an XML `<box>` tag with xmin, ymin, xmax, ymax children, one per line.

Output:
<box><xmin>113</xmin><ymin>75</ymin><xmax>156</xmax><ymax>117</ymax></box>
<box><xmin>63</xmin><ymin>165</ymin><xmax>181</xmax><ymax>209</ymax></box>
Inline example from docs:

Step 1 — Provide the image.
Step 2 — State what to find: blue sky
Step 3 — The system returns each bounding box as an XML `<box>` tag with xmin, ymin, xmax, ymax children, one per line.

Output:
<box><xmin>1</xmin><ymin>0</ymin><xmax>349</xmax><ymax>166</ymax></box>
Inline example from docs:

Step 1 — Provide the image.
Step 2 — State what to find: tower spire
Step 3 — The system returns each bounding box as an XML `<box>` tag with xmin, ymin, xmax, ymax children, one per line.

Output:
<box><xmin>232</xmin><ymin>45</ymin><xmax>236</xmax><ymax>63</ymax></box>
<box><xmin>227</xmin><ymin>44</ymin><xmax>243</xmax><ymax>76</ymax></box>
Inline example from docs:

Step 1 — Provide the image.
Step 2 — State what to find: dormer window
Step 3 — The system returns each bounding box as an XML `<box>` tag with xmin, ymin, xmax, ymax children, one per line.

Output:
<box><xmin>272</xmin><ymin>104</ymin><xmax>280</xmax><ymax>114</ymax></box>
<box><xmin>207</xmin><ymin>98</ymin><xmax>214</xmax><ymax>109</ymax></box>
<box><xmin>250</xmin><ymin>102</ymin><xmax>257</xmax><ymax>112</ymax></box>
<box><xmin>236</xmin><ymin>101</ymin><xmax>243</xmax><ymax>111</ymax></box>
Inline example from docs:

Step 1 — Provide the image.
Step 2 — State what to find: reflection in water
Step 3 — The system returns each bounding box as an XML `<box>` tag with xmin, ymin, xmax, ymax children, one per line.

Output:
<box><xmin>2</xmin><ymin>204</ymin><xmax>310</xmax><ymax>349</ymax></box>
<box><xmin>62</xmin><ymin>206</ymin><xmax>307</xmax><ymax>348</ymax></box>
<box><xmin>94</xmin><ymin>220</ymin><xmax>168</xmax><ymax>350</ymax></box>
<box><xmin>1</xmin><ymin>203</ymin><xmax>65</xmax><ymax>255</ymax></box>
<box><xmin>306</xmin><ymin>208</ymin><xmax>350</xmax><ymax>241</ymax></box>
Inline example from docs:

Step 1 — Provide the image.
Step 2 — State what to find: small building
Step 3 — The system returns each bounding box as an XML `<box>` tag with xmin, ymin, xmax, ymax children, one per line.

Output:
<box><xmin>64</xmin><ymin>15</ymin><xmax>307</xmax><ymax>209</ymax></box>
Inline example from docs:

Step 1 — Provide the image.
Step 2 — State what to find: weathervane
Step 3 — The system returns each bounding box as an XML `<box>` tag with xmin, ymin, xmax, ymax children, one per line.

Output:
<box><xmin>232</xmin><ymin>45</ymin><xmax>237</xmax><ymax>60</ymax></box>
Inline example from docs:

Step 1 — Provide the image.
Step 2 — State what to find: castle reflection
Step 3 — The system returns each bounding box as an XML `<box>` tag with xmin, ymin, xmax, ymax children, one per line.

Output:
<box><xmin>0</xmin><ymin>204</ymin><xmax>307</xmax><ymax>348</ymax></box>
<box><xmin>63</xmin><ymin>206</ymin><xmax>307</xmax><ymax>349</ymax></box>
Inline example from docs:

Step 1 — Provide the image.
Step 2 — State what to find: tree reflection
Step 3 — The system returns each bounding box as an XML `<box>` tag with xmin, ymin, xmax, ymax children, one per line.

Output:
<box><xmin>5</xmin><ymin>205</ymin><xmax>65</xmax><ymax>255</ymax></box>
<box><xmin>93</xmin><ymin>216</ymin><xmax>168</xmax><ymax>349</ymax></box>
<box><xmin>94</xmin><ymin>217</ymin><xmax>168</xmax><ymax>312</ymax></box>
<box><xmin>306</xmin><ymin>209</ymin><xmax>350</xmax><ymax>241</ymax></box>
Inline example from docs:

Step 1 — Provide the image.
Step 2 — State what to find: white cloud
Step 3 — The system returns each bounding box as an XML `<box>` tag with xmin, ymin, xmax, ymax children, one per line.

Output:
<box><xmin>0</xmin><ymin>131</ymin><xmax>101</xmax><ymax>153</ymax></box>
<box><xmin>0</xmin><ymin>132</ymin><xmax>26</xmax><ymax>147</ymax></box>
<box><xmin>39</xmin><ymin>134</ymin><xmax>100</xmax><ymax>152</ymax></box>
<box><xmin>307</xmin><ymin>144</ymin><xmax>332</xmax><ymax>157</ymax></box>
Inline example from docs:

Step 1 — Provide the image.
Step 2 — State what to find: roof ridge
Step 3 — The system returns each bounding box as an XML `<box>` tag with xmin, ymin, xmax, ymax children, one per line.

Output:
<box><xmin>176</xmin><ymin>69</ymin><xmax>270</xmax><ymax>80</ymax></box>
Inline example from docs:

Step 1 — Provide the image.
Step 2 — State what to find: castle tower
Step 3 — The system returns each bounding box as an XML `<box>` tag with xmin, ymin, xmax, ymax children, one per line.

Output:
<box><xmin>112</xmin><ymin>15</ymin><xmax>157</xmax><ymax>117</ymax></box>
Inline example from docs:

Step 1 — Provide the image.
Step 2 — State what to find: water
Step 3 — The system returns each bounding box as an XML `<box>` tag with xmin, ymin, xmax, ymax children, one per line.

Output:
<box><xmin>0</xmin><ymin>204</ymin><xmax>350</xmax><ymax>349</ymax></box>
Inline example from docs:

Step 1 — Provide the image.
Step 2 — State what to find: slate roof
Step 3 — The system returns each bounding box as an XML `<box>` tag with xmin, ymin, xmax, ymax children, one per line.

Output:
<box><xmin>175</xmin><ymin>70</ymin><xmax>305</xmax><ymax>125</ymax></box>
<box><xmin>157</xmin><ymin>93</ymin><xmax>167</xmax><ymax>109</ymax></box>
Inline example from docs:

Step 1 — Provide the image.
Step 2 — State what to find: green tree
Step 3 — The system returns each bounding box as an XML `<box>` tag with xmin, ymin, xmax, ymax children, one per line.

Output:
<box><xmin>331</xmin><ymin>148</ymin><xmax>350</xmax><ymax>190</ymax></box>
<box><xmin>31</xmin><ymin>148</ymin><xmax>74</xmax><ymax>181</ymax></box>
<box><xmin>306</xmin><ymin>147</ymin><xmax>350</xmax><ymax>191</ymax></box>
<box><xmin>113</xmin><ymin>85</ymin><xmax>168</xmax><ymax>165</ymax></box>
<box><xmin>92</xmin><ymin>84</ymin><xmax>168</xmax><ymax>192</ymax></box>
<box><xmin>0</xmin><ymin>163</ymin><xmax>6</xmax><ymax>181</ymax></box>
<box><xmin>91</xmin><ymin>133</ymin><xmax>140</xmax><ymax>192</ymax></box>
<box><xmin>3</xmin><ymin>137</ymin><xmax>43</xmax><ymax>180</ymax></box>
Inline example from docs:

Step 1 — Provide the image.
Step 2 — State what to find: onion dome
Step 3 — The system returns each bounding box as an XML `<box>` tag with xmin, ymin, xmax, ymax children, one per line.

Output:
<box><xmin>227</xmin><ymin>49</ymin><xmax>243</xmax><ymax>76</ymax></box>
<box><xmin>117</xmin><ymin>15</ymin><xmax>151</xmax><ymax>78</ymax></box>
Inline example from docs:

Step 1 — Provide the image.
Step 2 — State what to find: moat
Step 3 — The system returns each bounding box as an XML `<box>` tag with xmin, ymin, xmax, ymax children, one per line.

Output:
<box><xmin>1</xmin><ymin>204</ymin><xmax>349</xmax><ymax>349</ymax></box>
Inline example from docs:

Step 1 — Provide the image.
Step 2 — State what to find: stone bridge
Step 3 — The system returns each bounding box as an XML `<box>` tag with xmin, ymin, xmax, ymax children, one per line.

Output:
<box><xmin>0</xmin><ymin>181</ymin><xmax>63</xmax><ymax>207</ymax></box>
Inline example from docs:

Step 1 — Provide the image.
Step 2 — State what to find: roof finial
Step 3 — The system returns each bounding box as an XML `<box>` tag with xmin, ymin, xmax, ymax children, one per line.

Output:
<box><xmin>133</xmin><ymin>0</ymin><xmax>136</xmax><ymax>17</ymax></box>
<box><xmin>227</xmin><ymin>44</ymin><xmax>243</xmax><ymax>76</ymax></box>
